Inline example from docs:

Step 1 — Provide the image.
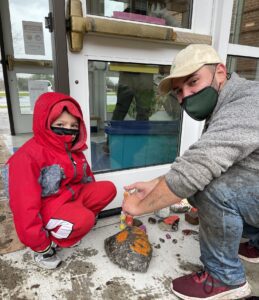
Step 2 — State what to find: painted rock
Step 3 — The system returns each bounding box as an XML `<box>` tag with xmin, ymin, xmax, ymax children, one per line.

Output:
<box><xmin>158</xmin><ymin>215</ymin><xmax>180</xmax><ymax>232</ymax></box>
<box><xmin>170</xmin><ymin>199</ymin><xmax>191</xmax><ymax>213</ymax></box>
<box><xmin>104</xmin><ymin>226</ymin><xmax>152</xmax><ymax>273</ymax></box>
<box><xmin>185</xmin><ymin>207</ymin><xmax>199</xmax><ymax>225</ymax></box>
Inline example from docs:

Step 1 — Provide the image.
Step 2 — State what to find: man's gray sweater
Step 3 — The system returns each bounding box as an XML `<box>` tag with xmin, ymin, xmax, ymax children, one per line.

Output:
<box><xmin>165</xmin><ymin>72</ymin><xmax>259</xmax><ymax>198</ymax></box>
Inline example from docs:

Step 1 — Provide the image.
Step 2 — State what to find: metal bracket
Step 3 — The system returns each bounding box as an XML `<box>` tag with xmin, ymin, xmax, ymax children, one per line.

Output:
<box><xmin>67</xmin><ymin>0</ymin><xmax>86</xmax><ymax>52</ymax></box>
<box><xmin>45</xmin><ymin>12</ymin><xmax>54</xmax><ymax>33</ymax></box>
<box><xmin>5</xmin><ymin>55</ymin><xmax>52</xmax><ymax>71</ymax></box>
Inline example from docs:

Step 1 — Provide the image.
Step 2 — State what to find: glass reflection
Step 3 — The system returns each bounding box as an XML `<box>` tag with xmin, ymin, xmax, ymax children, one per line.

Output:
<box><xmin>229</xmin><ymin>0</ymin><xmax>259</xmax><ymax>47</ymax></box>
<box><xmin>227</xmin><ymin>56</ymin><xmax>259</xmax><ymax>81</ymax></box>
<box><xmin>88</xmin><ymin>61</ymin><xmax>182</xmax><ymax>173</ymax></box>
<box><xmin>86</xmin><ymin>0</ymin><xmax>193</xmax><ymax>29</ymax></box>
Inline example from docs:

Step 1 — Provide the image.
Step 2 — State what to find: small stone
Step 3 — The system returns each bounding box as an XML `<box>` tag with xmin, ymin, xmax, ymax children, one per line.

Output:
<box><xmin>139</xmin><ymin>225</ymin><xmax>146</xmax><ymax>233</ymax></box>
<box><xmin>163</xmin><ymin>215</ymin><xmax>180</xmax><ymax>225</ymax></box>
<box><xmin>119</xmin><ymin>223</ymin><xmax>126</xmax><ymax>230</ymax></box>
<box><xmin>158</xmin><ymin>221</ymin><xmax>172</xmax><ymax>232</ymax></box>
<box><xmin>170</xmin><ymin>200</ymin><xmax>191</xmax><ymax>213</ymax></box>
<box><xmin>159</xmin><ymin>238</ymin><xmax>165</xmax><ymax>243</ymax></box>
<box><xmin>133</xmin><ymin>218</ymin><xmax>143</xmax><ymax>227</ymax></box>
<box><xmin>172</xmin><ymin>239</ymin><xmax>178</xmax><ymax>244</ymax></box>
<box><xmin>154</xmin><ymin>244</ymin><xmax>161</xmax><ymax>249</ymax></box>
<box><xmin>165</xmin><ymin>233</ymin><xmax>171</xmax><ymax>239</ymax></box>
<box><xmin>158</xmin><ymin>215</ymin><xmax>179</xmax><ymax>232</ymax></box>
<box><xmin>182</xmin><ymin>229</ymin><xmax>199</xmax><ymax>236</ymax></box>
<box><xmin>125</xmin><ymin>215</ymin><xmax>134</xmax><ymax>226</ymax></box>
<box><xmin>185</xmin><ymin>208</ymin><xmax>199</xmax><ymax>225</ymax></box>
<box><xmin>148</xmin><ymin>217</ymin><xmax>157</xmax><ymax>224</ymax></box>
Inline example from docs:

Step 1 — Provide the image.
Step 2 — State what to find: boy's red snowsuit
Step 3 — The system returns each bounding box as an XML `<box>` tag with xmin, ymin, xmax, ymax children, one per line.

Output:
<box><xmin>5</xmin><ymin>92</ymin><xmax>116</xmax><ymax>252</ymax></box>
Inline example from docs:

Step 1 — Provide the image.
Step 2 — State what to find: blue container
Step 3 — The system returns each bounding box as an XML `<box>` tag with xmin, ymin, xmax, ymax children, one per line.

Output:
<box><xmin>105</xmin><ymin>121</ymin><xmax>180</xmax><ymax>170</ymax></box>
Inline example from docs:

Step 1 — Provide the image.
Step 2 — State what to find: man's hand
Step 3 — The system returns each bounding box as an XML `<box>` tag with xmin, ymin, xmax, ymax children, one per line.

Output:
<box><xmin>124</xmin><ymin>178</ymin><xmax>160</xmax><ymax>200</ymax></box>
<box><xmin>123</xmin><ymin>177</ymin><xmax>182</xmax><ymax>216</ymax></box>
<box><xmin>122</xmin><ymin>191</ymin><xmax>143</xmax><ymax>216</ymax></box>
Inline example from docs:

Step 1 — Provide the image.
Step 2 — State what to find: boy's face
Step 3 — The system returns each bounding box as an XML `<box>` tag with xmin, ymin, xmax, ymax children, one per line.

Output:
<box><xmin>51</xmin><ymin>110</ymin><xmax>79</xmax><ymax>140</ymax></box>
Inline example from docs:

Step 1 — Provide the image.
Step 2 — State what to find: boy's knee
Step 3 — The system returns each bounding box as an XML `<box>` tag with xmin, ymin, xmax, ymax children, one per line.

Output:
<box><xmin>101</xmin><ymin>181</ymin><xmax>117</xmax><ymax>198</ymax></box>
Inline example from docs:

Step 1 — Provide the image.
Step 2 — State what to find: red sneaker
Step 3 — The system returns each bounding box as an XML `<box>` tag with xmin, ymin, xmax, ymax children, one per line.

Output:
<box><xmin>171</xmin><ymin>271</ymin><xmax>251</xmax><ymax>299</ymax></box>
<box><xmin>239</xmin><ymin>242</ymin><xmax>259</xmax><ymax>263</ymax></box>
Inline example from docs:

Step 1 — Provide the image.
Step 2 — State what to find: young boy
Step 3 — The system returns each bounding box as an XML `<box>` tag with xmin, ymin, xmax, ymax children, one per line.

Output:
<box><xmin>2</xmin><ymin>92</ymin><xmax>117</xmax><ymax>269</ymax></box>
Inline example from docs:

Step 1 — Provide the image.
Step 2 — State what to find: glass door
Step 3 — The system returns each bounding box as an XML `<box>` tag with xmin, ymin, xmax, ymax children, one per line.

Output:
<box><xmin>0</xmin><ymin>0</ymin><xmax>53</xmax><ymax>134</ymax></box>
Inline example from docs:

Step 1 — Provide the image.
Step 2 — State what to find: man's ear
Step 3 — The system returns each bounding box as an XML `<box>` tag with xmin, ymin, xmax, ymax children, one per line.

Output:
<box><xmin>215</xmin><ymin>63</ymin><xmax>227</xmax><ymax>84</ymax></box>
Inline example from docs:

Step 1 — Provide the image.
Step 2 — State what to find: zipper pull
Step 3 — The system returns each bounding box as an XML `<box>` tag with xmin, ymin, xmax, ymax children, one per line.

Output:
<box><xmin>71</xmin><ymin>156</ymin><xmax>77</xmax><ymax>165</ymax></box>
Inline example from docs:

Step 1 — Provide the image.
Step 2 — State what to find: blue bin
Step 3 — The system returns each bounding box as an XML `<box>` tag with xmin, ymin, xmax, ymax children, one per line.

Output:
<box><xmin>105</xmin><ymin>121</ymin><xmax>180</xmax><ymax>170</ymax></box>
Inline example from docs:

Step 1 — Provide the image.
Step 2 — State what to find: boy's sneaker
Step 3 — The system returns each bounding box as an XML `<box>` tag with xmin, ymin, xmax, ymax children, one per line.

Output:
<box><xmin>239</xmin><ymin>242</ymin><xmax>259</xmax><ymax>263</ymax></box>
<box><xmin>171</xmin><ymin>270</ymin><xmax>251</xmax><ymax>300</ymax></box>
<box><xmin>52</xmin><ymin>240</ymin><xmax>81</xmax><ymax>251</ymax></box>
<box><xmin>34</xmin><ymin>247</ymin><xmax>62</xmax><ymax>270</ymax></box>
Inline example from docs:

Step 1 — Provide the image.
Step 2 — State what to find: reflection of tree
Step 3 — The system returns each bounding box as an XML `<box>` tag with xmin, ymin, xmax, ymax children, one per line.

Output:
<box><xmin>106</xmin><ymin>77</ymin><xmax>118</xmax><ymax>92</ymax></box>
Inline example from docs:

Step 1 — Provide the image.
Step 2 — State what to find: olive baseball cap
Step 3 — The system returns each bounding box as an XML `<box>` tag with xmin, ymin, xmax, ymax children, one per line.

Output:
<box><xmin>158</xmin><ymin>44</ymin><xmax>223</xmax><ymax>95</ymax></box>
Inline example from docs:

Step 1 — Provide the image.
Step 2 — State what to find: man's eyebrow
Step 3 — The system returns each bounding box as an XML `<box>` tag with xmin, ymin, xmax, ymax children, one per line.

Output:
<box><xmin>183</xmin><ymin>72</ymin><xmax>198</xmax><ymax>84</ymax></box>
<box><xmin>172</xmin><ymin>72</ymin><xmax>199</xmax><ymax>90</ymax></box>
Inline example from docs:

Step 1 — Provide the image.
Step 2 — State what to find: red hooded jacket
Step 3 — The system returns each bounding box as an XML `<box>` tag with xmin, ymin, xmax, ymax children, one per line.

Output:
<box><xmin>4</xmin><ymin>92</ymin><xmax>95</xmax><ymax>252</ymax></box>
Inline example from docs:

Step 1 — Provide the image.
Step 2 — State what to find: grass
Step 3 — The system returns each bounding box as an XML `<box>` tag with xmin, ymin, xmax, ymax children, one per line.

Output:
<box><xmin>0</xmin><ymin>91</ymin><xmax>29</xmax><ymax>97</ymax></box>
<box><xmin>107</xmin><ymin>104</ymin><xmax>115</xmax><ymax>113</ymax></box>
<box><xmin>0</xmin><ymin>91</ymin><xmax>116</xmax><ymax>113</ymax></box>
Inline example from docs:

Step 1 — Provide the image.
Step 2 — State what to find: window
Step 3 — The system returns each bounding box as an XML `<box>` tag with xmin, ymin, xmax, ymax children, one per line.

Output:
<box><xmin>86</xmin><ymin>0</ymin><xmax>193</xmax><ymax>29</ymax></box>
<box><xmin>9</xmin><ymin>0</ymin><xmax>52</xmax><ymax>60</ymax></box>
<box><xmin>88</xmin><ymin>61</ymin><xmax>182</xmax><ymax>172</ymax></box>
<box><xmin>17</xmin><ymin>73</ymin><xmax>54</xmax><ymax>114</ymax></box>
<box><xmin>227</xmin><ymin>56</ymin><xmax>259</xmax><ymax>81</ymax></box>
<box><xmin>229</xmin><ymin>0</ymin><xmax>259</xmax><ymax>47</ymax></box>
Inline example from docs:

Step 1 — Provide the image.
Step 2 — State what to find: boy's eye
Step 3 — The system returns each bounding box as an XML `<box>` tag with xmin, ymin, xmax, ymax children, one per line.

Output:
<box><xmin>71</xmin><ymin>124</ymin><xmax>79</xmax><ymax>129</ymax></box>
<box><xmin>55</xmin><ymin>123</ymin><xmax>64</xmax><ymax>127</ymax></box>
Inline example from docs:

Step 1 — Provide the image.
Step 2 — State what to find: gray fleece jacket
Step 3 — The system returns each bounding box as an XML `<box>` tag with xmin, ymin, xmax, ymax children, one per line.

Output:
<box><xmin>165</xmin><ymin>72</ymin><xmax>259</xmax><ymax>198</ymax></box>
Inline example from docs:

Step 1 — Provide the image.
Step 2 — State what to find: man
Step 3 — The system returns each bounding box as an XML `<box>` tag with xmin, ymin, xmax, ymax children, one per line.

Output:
<box><xmin>122</xmin><ymin>44</ymin><xmax>259</xmax><ymax>299</ymax></box>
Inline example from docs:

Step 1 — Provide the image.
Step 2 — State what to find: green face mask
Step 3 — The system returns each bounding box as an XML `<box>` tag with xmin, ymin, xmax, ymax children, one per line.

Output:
<box><xmin>181</xmin><ymin>86</ymin><xmax>218</xmax><ymax>121</ymax></box>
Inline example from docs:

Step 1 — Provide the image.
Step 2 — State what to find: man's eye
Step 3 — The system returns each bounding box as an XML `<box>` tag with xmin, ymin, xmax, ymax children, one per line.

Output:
<box><xmin>189</xmin><ymin>78</ymin><xmax>198</xmax><ymax>86</ymax></box>
<box><xmin>72</xmin><ymin>124</ymin><xmax>79</xmax><ymax>129</ymax></box>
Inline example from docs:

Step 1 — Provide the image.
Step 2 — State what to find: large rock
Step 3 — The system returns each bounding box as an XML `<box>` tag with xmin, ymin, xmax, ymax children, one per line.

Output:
<box><xmin>104</xmin><ymin>226</ymin><xmax>152</xmax><ymax>273</ymax></box>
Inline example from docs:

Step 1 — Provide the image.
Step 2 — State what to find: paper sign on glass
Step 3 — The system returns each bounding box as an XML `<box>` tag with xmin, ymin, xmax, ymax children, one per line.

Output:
<box><xmin>22</xmin><ymin>21</ymin><xmax>45</xmax><ymax>55</ymax></box>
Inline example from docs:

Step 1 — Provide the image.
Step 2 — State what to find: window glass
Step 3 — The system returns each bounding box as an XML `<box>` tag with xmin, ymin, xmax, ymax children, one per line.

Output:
<box><xmin>86</xmin><ymin>0</ymin><xmax>193</xmax><ymax>29</ymax></box>
<box><xmin>227</xmin><ymin>56</ymin><xmax>259</xmax><ymax>81</ymax></box>
<box><xmin>16</xmin><ymin>73</ymin><xmax>54</xmax><ymax>114</ymax></box>
<box><xmin>0</xmin><ymin>51</ymin><xmax>9</xmax><ymax>133</ymax></box>
<box><xmin>229</xmin><ymin>0</ymin><xmax>259</xmax><ymax>47</ymax></box>
<box><xmin>9</xmin><ymin>0</ymin><xmax>52</xmax><ymax>60</ymax></box>
<box><xmin>88</xmin><ymin>61</ymin><xmax>182</xmax><ymax>172</ymax></box>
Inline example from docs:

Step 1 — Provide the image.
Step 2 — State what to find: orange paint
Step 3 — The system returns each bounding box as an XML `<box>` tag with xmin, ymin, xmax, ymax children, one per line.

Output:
<box><xmin>130</xmin><ymin>238</ymin><xmax>151</xmax><ymax>256</ymax></box>
<box><xmin>116</xmin><ymin>230</ymin><xmax>129</xmax><ymax>243</ymax></box>
<box><xmin>163</xmin><ymin>215</ymin><xmax>180</xmax><ymax>225</ymax></box>
<box><xmin>132</xmin><ymin>226</ymin><xmax>145</xmax><ymax>236</ymax></box>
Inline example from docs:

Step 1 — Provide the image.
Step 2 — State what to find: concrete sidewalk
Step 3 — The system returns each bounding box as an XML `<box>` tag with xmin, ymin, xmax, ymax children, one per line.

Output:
<box><xmin>1</xmin><ymin>211</ymin><xmax>259</xmax><ymax>300</ymax></box>
<box><xmin>0</xmin><ymin>213</ymin><xmax>202</xmax><ymax>300</ymax></box>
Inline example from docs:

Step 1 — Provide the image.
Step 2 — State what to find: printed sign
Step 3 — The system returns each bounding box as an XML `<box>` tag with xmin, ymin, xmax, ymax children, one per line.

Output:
<box><xmin>22</xmin><ymin>21</ymin><xmax>45</xmax><ymax>55</ymax></box>
<box><xmin>28</xmin><ymin>80</ymin><xmax>49</xmax><ymax>110</ymax></box>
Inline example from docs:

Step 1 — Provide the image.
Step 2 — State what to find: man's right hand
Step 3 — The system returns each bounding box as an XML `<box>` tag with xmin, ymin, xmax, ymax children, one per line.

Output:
<box><xmin>124</xmin><ymin>178</ymin><xmax>160</xmax><ymax>200</ymax></box>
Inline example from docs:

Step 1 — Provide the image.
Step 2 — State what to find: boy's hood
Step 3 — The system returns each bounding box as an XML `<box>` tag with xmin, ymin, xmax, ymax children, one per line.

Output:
<box><xmin>33</xmin><ymin>92</ymin><xmax>87</xmax><ymax>152</ymax></box>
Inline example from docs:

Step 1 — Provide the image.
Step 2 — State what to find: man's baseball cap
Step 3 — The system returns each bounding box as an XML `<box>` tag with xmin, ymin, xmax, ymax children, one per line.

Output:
<box><xmin>158</xmin><ymin>44</ymin><xmax>223</xmax><ymax>95</ymax></box>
